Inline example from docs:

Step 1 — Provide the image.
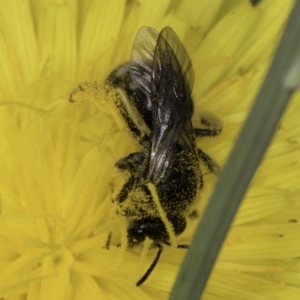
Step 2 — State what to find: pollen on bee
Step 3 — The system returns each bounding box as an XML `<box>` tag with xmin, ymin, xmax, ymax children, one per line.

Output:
<box><xmin>69</xmin><ymin>81</ymin><xmax>135</xmax><ymax>135</ymax></box>
<box><xmin>147</xmin><ymin>183</ymin><xmax>177</xmax><ymax>250</ymax></box>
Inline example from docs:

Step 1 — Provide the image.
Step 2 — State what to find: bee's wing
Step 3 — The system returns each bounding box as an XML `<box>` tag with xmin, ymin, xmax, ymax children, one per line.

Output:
<box><xmin>130</xmin><ymin>27</ymin><xmax>159</xmax><ymax>96</ymax></box>
<box><xmin>152</xmin><ymin>27</ymin><xmax>194</xmax><ymax>98</ymax></box>
<box><xmin>130</xmin><ymin>27</ymin><xmax>194</xmax><ymax>98</ymax></box>
<box><xmin>149</xmin><ymin>27</ymin><xmax>196</xmax><ymax>183</ymax></box>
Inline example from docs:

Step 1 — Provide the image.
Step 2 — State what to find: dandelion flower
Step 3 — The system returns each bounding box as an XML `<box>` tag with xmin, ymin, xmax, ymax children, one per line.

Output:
<box><xmin>0</xmin><ymin>0</ymin><xmax>299</xmax><ymax>299</ymax></box>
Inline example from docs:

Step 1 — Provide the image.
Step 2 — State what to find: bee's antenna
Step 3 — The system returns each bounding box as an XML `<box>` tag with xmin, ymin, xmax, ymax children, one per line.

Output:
<box><xmin>136</xmin><ymin>243</ymin><xmax>163</xmax><ymax>286</ymax></box>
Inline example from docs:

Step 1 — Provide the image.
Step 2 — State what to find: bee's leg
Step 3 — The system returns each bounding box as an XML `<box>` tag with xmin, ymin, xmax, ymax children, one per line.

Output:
<box><xmin>103</xmin><ymin>232</ymin><xmax>112</xmax><ymax>249</ymax></box>
<box><xmin>177</xmin><ymin>244</ymin><xmax>189</xmax><ymax>249</ymax></box>
<box><xmin>106</xmin><ymin>80</ymin><xmax>149</xmax><ymax>143</ymax></box>
<box><xmin>116</xmin><ymin>174</ymin><xmax>136</xmax><ymax>203</ymax></box>
<box><xmin>136</xmin><ymin>243</ymin><xmax>163</xmax><ymax>286</ymax></box>
<box><xmin>197</xmin><ymin>148</ymin><xmax>220</xmax><ymax>175</ymax></box>
<box><xmin>69</xmin><ymin>84</ymin><xmax>84</xmax><ymax>102</ymax></box>
<box><xmin>194</xmin><ymin>128</ymin><xmax>221</xmax><ymax>137</ymax></box>
<box><xmin>194</xmin><ymin>112</ymin><xmax>223</xmax><ymax>138</ymax></box>
<box><xmin>104</xmin><ymin>157</ymin><xmax>135</xmax><ymax>249</ymax></box>
<box><xmin>163</xmin><ymin>240</ymin><xmax>189</xmax><ymax>249</ymax></box>
<box><xmin>114</xmin><ymin>95</ymin><xmax>144</xmax><ymax>140</ymax></box>
<box><xmin>69</xmin><ymin>81</ymin><xmax>99</xmax><ymax>103</ymax></box>
<box><xmin>105</xmin><ymin>64</ymin><xmax>142</xmax><ymax>138</ymax></box>
<box><xmin>188</xmin><ymin>210</ymin><xmax>199</xmax><ymax>219</ymax></box>
<box><xmin>114</xmin><ymin>154</ymin><xmax>142</xmax><ymax>203</ymax></box>
<box><xmin>162</xmin><ymin>242</ymin><xmax>189</xmax><ymax>263</ymax></box>
<box><xmin>199</xmin><ymin>172</ymin><xmax>204</xmax><ymax>190</ymax></box>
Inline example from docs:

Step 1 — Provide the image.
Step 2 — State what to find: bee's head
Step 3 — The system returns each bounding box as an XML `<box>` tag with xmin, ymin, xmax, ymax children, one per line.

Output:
<box><xmin>127</xmin><ymin>217</ymin><xmax>169</xmax><ymax>246</ymax></box>
<box><xmin>127</xmin><ymin>215</ymin><xmax>186</xmax><ymax>247</ymax></box>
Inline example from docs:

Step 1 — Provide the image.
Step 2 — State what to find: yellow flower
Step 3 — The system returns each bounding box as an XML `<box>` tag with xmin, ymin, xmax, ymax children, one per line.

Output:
<box><xmin>0</xmin><ymin>0</ymin><xmax>299</xmax><ymax>299</ymax></box>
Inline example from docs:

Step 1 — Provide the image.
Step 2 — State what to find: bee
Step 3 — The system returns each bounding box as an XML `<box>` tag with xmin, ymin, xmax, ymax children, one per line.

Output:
<box><xmin>105</xmin><ymin>27</ymin><xmax>222</xmax><ymax>286</ymax></box>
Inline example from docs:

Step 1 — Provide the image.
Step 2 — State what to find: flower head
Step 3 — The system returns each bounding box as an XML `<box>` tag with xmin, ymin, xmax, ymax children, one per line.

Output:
<box><xmin>0</xmin><ymin>0</ymin><xmax>299</xmax><ymax>299</ymax></box>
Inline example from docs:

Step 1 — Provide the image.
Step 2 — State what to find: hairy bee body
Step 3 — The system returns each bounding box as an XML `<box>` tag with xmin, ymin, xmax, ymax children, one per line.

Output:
<box><xmin>106</xmin><ymin>26</ymin><xmax>221</xmax><ymax>286</ymax></box>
